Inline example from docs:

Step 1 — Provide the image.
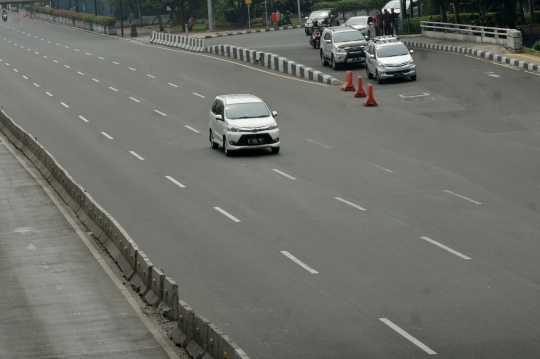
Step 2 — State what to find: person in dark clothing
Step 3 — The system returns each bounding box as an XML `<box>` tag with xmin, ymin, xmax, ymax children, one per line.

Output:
<box><xmin>376</xmin><ymin>10</ymin><xmax>384</xmax><ymax>37</ymax></box>
<box><xmin>383</xmin><ymin>9</ymin><xmax>392</xmax><ymax>35</ymax></box>
<box><xmin>391</xmin><ymin>8</ymin><xmax>399</xmax><ymax>35</ymax></box>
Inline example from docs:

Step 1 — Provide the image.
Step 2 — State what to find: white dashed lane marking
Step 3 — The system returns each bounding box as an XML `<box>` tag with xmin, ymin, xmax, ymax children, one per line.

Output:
<box><xmin>165</xmin><ymin>176</ymin><xmax>186</xmax><ymax>188</ymax></box>
<box><xmin>272</xmin><ymin>169</ymin><xmax>296</xmax><ymax>180</ymax></box>
<box><xmin>168</xmin><ymin>83</ymin><xmax>178</xmax><ymax>88</ymax></box>
<box><xmin>306</xmin><ymin>139</ymin><xmax>331</xmax><ymax>148</ymax></box>
<box><xmin>101</xmin><ymin>132</ymin><xmax>114</xmax><ymax>140</ymax></box>
<box><xmin>367</xmin><ymin>162</ymin><xmax>393</xmax><ymax>173</ymax></box>
<box><xmin>154</xmin><ymin>110</ymin><xmax>167</xmax><ymax>117</ymax></box>
<box><xmin>443</xmin><ymin>190</ymin><xmax>481</xmax><ymax>204</ymax></box>
<box><xmin>109</xmin><ymin>87</ymin><xmax>118</xmax><ymax>92</ymax></box>
<box><xmin>147</xmin><ymin>74</ymin><xmax>155</xmax><ymax>78</ymax></box>
<box><xmin>60</xmin><ymin>102</ymin><xmax>69</xmax><ymax>108</ymax></box>
<box><xmin>214</xmin><ymin>207</ymin><xmax>241</xmax><ymax>223</ymax></box>
<box><xmin>193</xmin><ymin>93</ymin><xmax>205</xmax><ymax>98</ymax></box>
<box><xmin>92</xmin><ymin>78</ymin><xmax>100</xmax><ymax>82</ymax></box>
<box><xmin>420</xmin><ymin>236</ymin><xmax>471</xmax><ymax>260</ymax></box>
<box><xmin>281</xmin><ymin>251</ymin><xmax>319</xmax><ymax>274</ymax></box>
<box><xmin>129</xmin><ymin>151</ymin><xmax>145</xmax><ymax>160</ymax></box>
<box><xmin>79</xmin><ymin>116</ymin><xmax>89</xmax><ymax>122</ymax></box>
<box><xmin>64</xmin><ymin>65</ymin><xmax>70</xmax><ymax>68</ymax></box>
<box><xmin>45</xmin><ymin>92</ymin><xmax>53</xmax><ymax>97</ymax></box>
<box><xmin>380</xmin><ymin>318</ymin><xmax>437</xmax><ymax>355</ymax></box>
<box><xmin>335</xmin><ymin>197</ymin><xmax>366</xmax><ymax>211</ymax></box>
<box><xmin>33</xmin><ymin>83</ymin><xmax>40</xmax><ymax>87</ymax></box>
<box><xmin>185</xmin><ymin>126</ymin><xmax>200</xmax><ymax>133</ymax></box>
<box><xmin>129</xmin><ymin>97</ymin><xmax>140</xmax><ymax>103</ymax></box>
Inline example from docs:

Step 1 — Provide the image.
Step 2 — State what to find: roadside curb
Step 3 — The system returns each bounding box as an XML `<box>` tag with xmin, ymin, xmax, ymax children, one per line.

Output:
<box><xmin>198</xmin><ymin>24</ymin><xmax>304</xmax><ymax>38</ymax></box>
<box><xmin>402</xmin><ymin>40</ymin><xmax>540</xmax><ymax>74</ymax></box>
<box><xmin>207</xmin><ymin>44</ymin><xmax>342</xmax><ymax>85</ymax></box>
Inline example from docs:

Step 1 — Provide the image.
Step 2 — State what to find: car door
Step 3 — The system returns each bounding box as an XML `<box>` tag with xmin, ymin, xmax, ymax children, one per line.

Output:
<box><xmin>214</xmin><ymin>101</ymin><xmax>226</xmax><ymax>143</ymax></box>
<box><xmin>210</xmin><ymin>100</ymin><xmax>224</xmax><ymax>144</ymax></box>
<box><xmin>366</xmin><ymin>44</ymin><xmax>375</xmax><ymax>73</ymax></box>
<box><xmin>322</xmin><ymin>31</ymin><xmax>331</xmax><ymax>58</ymax></box>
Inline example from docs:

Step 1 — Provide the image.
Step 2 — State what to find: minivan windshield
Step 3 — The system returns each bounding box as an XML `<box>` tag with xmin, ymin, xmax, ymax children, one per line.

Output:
<box><xmin>225</xmin><ymin>103</ymin><xmax>270</xmax><ymax>120</ymax></box>
<box><xmin>334</xmin><ymin>31</ymin><xmax>364</xmax><ymax>43</ymax></box>
<box><xmin>345</xmin><ymin>17</ymin><xmax>368</xmax><ymax>26</ymax></box>
<box><xmin>308</xmin><ymin>10</ymin><xmax>329</xmax><ymax>20</ymax></box>
<box><xmin>384</xmin><ymin>0</ymin><xmax>401</xmax><ymax>9</ymax></box>
<box><xmin>377</xmin><ymin>43</ymin><xmax>409</xmax><ymax>57</ymax></box>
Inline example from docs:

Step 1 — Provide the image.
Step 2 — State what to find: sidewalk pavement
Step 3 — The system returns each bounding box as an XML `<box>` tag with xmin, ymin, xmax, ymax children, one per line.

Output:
<box><xmin>0</xmin><ymin>133</ymin><xmax>185</xmax><ymax>358</ymax></box>
<box><xmin>121</xmin><ymin>25</ymin><xmax>539</xmax><ymax>72</ymax></box>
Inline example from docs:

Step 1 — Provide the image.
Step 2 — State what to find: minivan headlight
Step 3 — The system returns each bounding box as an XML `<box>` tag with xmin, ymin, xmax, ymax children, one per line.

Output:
<box><xmin>267</xmin><ymin>123</ymin><xmax>278</xmax><ymax>130</ymax></box>
<box><xmin>336</xmin><ymin>48</ymin><xmax>346</xmax><ymax>54</ymax></box>
<box><xmin>227</xmin><ymin>125</ymin><xmax>240</xmax><ymax>132</ymax></box>
<box><xmin>378</xmin><ymin>63</ymin><xmax>387</xmax><ymax>68</ymax></box>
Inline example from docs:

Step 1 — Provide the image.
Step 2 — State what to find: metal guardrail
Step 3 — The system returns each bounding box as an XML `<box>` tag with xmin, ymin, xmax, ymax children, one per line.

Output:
<box><xmin>420</xmin><ymin>21</ymin><xmax>511</xmax><ymax>39</ymax></box>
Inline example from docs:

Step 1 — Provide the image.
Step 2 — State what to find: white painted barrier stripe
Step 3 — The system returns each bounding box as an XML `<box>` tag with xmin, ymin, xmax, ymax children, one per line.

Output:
<box><xmin>443</xmin><ymin>190</ymin><xmax>481</xmax><ymax>204</ymax></box>
<box><xmin>367</xmin><ymin>162</ymin><xmax>394</xmax><ymax>173</ymax></box>
<box><xmin>280</xmin><ymin>251</ymin><xmax>318</xmax><ymax>274</ymax></box>
<box><xmin>185</xmin><ymin>126</ymin><xmax>200</xmax><ymax>133</ymax></box>
<box><xmin>380</xmin><ymin>318</ymin><xmax>437</xmax><ymax>355</ymax></box>
<box><xmin>214</xmin><ymin>207</ymin><xmax>241</xmax><ymax>222</ymax></box>
<box><xmin>165</xmin><ymin>176</ymin><xmax>186</xmax><ymax>188</ymax></box>
<box><xmin>129</xmin><ymin>151</ymin><xmax>145</xmax><ymax>160</ymax></box>
<box><xmin>79</xmin><ymin>116</ymin><xmax>89</xmax><ymax>122</ymax></box>
<box><xmin>154</xmin><ymin>110</ymin><xmax>167</xmax><ymax>117</ymax></box>
<box><xmin>335</xmin><ymin>197</ymin><xmax>366</xmax><ymax>211</ymax></box>
<box><xmin>101</xmin><ymin>132</ymin><xmax>113</xmax><ymax>140</ymax></box>
<box><xmin>272</xmin><ymin>169</ymin><xmax>296</xmax><ymax>180</ymax></box>
<box><xmin>421</xmin><ymin>237</ymin><xmax>471</xmax><ymax>260</ymax></box>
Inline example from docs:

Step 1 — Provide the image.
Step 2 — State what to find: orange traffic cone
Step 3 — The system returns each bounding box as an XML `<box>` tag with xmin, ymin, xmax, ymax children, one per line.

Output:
<box><xmin>363</xmin><ymin>84</ymin><xmax>378</xmax><ymax>106</ymax></box>
<box><xmin>354</xmin><ymin>76</ymin><xmax>367</xmax><ymax>98</ymax></box>
<box><xmin>341</xmin><ymin>71</ymin><xmax>355</xmax><ymax>91</ymax></box>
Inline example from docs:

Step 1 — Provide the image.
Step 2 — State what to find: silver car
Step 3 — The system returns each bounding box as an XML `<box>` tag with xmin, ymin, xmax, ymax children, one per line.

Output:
<box><xmin>320</xmin><ymin>26</ymin><xmax>368</xmax><ymax>70</ymax></box>
<box><xmin>344</xmin><ymin>16</ymin><xmax>376</xmax><ymax>39</ymax></box>
<box><xmin>364</xmin><ymin>37</ymin><xmax>416</xmax><ymax>83</ymax></box>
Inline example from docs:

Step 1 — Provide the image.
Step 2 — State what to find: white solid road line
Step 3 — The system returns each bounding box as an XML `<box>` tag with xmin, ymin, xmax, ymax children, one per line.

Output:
<box><xmin>129</xmin><ymin>151</ymin><xmax>145</xmax><ymax>160</ymax></box>
<box><xmin>45</xmin><ymin>92</ymin><xmax>53</xmax><ymax>97</ymax></box>
<box><xmin>368</xmin><ymin>162</ymin><xmax>394</xmax><ymax>173</ymax></box>
<box><xmin>109</xmin><ymin>87</ymin><xmax>118</xmax><ymax>92</ymax></box>
<box><xmin>421</xmin><ymin>237</ymin><xmax>471</xmax><ymax>260</ymax></box>
<box><xmin>129</xmin><ymin>97</ymin><xmax>140</xmax><ymax>103</ymax></box>
<box><xmin>214</xmin><ymin>207</ymin><xmax>241</xmax><ymax>222</ymax></box>
<box><xmin>101</xmin><ymin>132</ymin><xmax>113</xmax><ymax>140</ymax></box>
<box><xmin>60</xmin><ymin>102</ymin><xmax>69</xmax><ymax>108</ymax></box>
<box><xmin>193</xmin><ymin>93</ymin><xmax>205</xmax><ymax>98</ymax></box>
<box><xmin>33</xmin><ymin>83</ymin><xmax>40</xmax><ymax>87</ymax></box>
<box><xmin>165</xmin><ymin>176</ymin><xmax>186</xmax><ymax>188</ymax></box>
<box><xmin>443</xmin><ymin>190</ymin><xmax>481</xmax><ymax>204</ymax></box>
<box><xmin>168</xmin><ymin>83</ymin><xmax>179</xmax><ymax>88</ymax></box>
<box><xmin>79</xmin><ymin>116</ymin><xmax>89</xmax><ymax>122</ymax></box>
<box><xmin>154</xmin><ymin>110</ymin><xmax>167</xmax><ymax>117</ymax></box>
<box><xmin>306</xmin><ymin>139</ymin><xmax>331</xmax><ymax>148</ymax></box>
<box><xmin>280</xmin><ymin>251</ymin><xmax>319</xmax><ymax>274</ymax></box>
<box><xmin>272</xmin><ymin>169</ymin><xmax>296</xmax><ymax>180</ymax></box>
<box><xmin>380</xmin><ymin>318</ymin><xmax>437</xmax><ymax>355</ymax></box>
<box><xmin>335</xmin><ymin>197</ymin><xmax>367</xmax><ymax>211</ymax></box>
<box><xmin>185</xmin><ymin>125</ymin><xmax>200</xmax><ymax>133</ymax></box>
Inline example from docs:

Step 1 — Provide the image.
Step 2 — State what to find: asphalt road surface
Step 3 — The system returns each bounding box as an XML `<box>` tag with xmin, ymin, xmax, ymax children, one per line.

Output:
<box><xmin>2</xmin><ymin>16</ymin><xmax>540</xmax><ymax>359</ymax></box>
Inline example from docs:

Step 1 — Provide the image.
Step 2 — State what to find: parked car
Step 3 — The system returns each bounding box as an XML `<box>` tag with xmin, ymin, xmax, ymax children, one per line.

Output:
<box><xmin>209</xmin><ymin>94</ymin><xmax>280</xmax><ymax>156</ymax></box>
<box><xmin>364</xmin><ymin>36</ymin><xmax>416</xmax><ymax>83</ymax></box>
<box><xmin>344</xmin><ymin>16</ymin><xmax>376</xmax><ymax>39</ymax></box>
<box><xmin>305</xmin><ymin>9</ymin><xmax>338</xmax><ymax>35</ymax></box>
<box><xmin>320</xmin><ymin>26</ymin><xmax>368</xmax><ymax>70</ymax></box>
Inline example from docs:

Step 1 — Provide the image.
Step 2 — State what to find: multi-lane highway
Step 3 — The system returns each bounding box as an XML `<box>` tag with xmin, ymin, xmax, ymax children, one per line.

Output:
<box><xmin>2</xmin><ymin>15</ymin><xmax>540</xmax><ymax>358</ymax></box>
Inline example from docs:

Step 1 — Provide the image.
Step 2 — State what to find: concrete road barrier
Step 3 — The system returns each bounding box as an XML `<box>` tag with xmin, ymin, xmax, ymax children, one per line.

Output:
<box><xmin>187</xmin><ymin>314</ymin><xmax>210</xmax><ymax>359</ymax></box>
<box><xmin>159</xmin><ymin>276</ymin><xmax>178</xmax><ymax>320</ymax></box>
<box><xmin>145</xmin><ymin>266</ymin><xmax>164</xmax><ymax>305</ymax></box>
<box><xmin>0</xmin><ymin>108</ymin><xmax>251</xmax><ymax>359</ymax></box>
<box><xmin>150</xmin><ymin>31</ymin><xmax>206</xmax><ymax>52</ymax></box>
<box><xmin>207</xmin><ymin>44</ymin><xmax>341</xmax><ymax>85</ymax></box>
<box><xmin>172</xmin><ymin>300</ymin><xmax>194</xmax><ymax>347</ymax></box>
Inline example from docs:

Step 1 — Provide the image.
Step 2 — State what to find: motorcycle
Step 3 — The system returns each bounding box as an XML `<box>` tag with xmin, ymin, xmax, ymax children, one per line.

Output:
<box><xmin>309</xmin><ymin>28</ymin><xmax>321</xmax><ymax>49</ymax></box>
<box><xmin>2</xmin><ymin>13</ymin><xmax>7</xmax><ymax>22</ymax></box>
<box><xmin>320</xmin><ymin>14</ymin><xmax>340</xmax><ymax>30</ymax></box>
<box><xmin>278</xmin><ymin>13</ymin><xmax>292</xmax><ymax>26</ymax></box>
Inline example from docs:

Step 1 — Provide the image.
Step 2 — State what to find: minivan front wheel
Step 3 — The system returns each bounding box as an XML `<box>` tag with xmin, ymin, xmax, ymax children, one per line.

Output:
<box><xmin>209</xmin><ymin>130</ymin><xmax>219</xmax><ymax>149</ymax></box>
<box><xmin>332</xmin><ymin>56</ymin><xmax>339</xmax><ymax>70</ymax></box>
<box><xmin>366</xmin><ymin>65</ymin><xmax>373</xmax><ymax>79</ymax></box>
<box><xmin>376</xmin><ymin>70</ymin><xmax>382</xmax><ymax>84</ymax></box>
<box><xmin>321</xmin><ymin>51</ymin><xmax>329</xmax><ymax>66</ymax></box>
<box><xmin>223</xmin><ymin>136</ymin><xmax>231</xmax><ymax>156</ymax></box>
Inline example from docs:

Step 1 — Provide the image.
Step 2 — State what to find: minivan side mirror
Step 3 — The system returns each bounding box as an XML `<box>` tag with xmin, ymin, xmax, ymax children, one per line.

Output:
<box><xmin>305</xmin><ymin>16</ymin><xmax>308</xmax><ymax>20</ymax></box>
<box><xmin>215</xmin><ymin>114</ymin><xmax>223</xmax><ymax>121</ymax></box>
<box><xmin>272</xmin><ymin>111</ymin><xmax>278</xmax><ymax>117</ymax></box>
<box><xmin>409</xmin><ymin>49</ymin><xmax>414</xmax><ymax>54</ymax></box>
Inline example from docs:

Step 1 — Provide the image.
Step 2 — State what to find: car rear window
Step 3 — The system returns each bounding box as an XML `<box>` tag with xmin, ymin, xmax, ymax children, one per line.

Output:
<box><xmin>309</xmin><ymin>11</ymin><xmax>329</xmax><ymax>19</ymax></box>
<box><xmin>334</xmin><ymin>31</ymin><xmax>364</xmax><ymax>43</ymax></box>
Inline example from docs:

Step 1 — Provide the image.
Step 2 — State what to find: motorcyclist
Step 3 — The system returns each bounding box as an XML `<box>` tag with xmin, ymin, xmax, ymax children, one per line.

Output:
<box><xmin>2</xmin><ymin>8</ymin><xmax>7</xmax><ymax>20</ymax></box>
<box><xmin>310</xmin><ymin>19</ymin><xmax>321</xmax><ymax>34</ymax></box>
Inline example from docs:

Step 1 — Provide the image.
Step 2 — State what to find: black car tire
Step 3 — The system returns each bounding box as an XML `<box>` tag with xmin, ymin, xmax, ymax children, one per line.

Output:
<box><xmin>332</xmin><ymin>56</ymin><xmax>340</xmax><ymax>70</ymax></box>
<box><xmin>321</xmin><ymin>51</ymin><xmax>329</xmax><ymax>66</ymax></box>
<box><xmin>367</xmin><ymin>66</ymin><xmax>373</xmax><ymax>79</ymax></box>
<box><xmin>223</xmin><ymin>136</ymin><xmax>231</xmax><ymax>156</ymax></box>
<box><xmin>210</xmin><ymin>130</ymin><xmax>219</xmax><ymax>149</ymax></box>
<box><xmin>376</xmin><ymin>70</ymin><xmax>382</xmax><ymax>84</ymax></box>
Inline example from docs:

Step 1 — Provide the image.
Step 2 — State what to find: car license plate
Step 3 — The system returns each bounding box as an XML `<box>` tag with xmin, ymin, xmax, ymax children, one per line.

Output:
<box><xmin>393</xmin><ymin>72</ymin><xmax>404</xmax><ymax>77</ymax></box>
<box><xmin>248</xmin><ymin>138</ymin><xmax>264</xmax><ymax>145</ymax></box>
<box><xmin>348</xmin><ymin>58</ymin><xmax>360</xmax><ymax>62</ymax></box>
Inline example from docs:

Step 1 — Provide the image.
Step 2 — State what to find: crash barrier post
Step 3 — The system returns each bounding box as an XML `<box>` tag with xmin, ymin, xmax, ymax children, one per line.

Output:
<box><xmin>132</xmin><ymin>251</ymin><xmax>153</xmax><ymax>295</ymax></box>
<box><xmin>187</xmin><ymin>314</ymin><xmax>210</xmax><ymax>359</ymax></box>
<box><xmin>354</xmin><ymin>76</ymin><xmax>367</xmax><ymax>98</ymax></box>
<box><xmin>159</xmin><ymin>276</ymin><xmax>178</xmax><ymax>320</ymax></box>
<box><xmin>150</xmin><ymin>31</ymin><xmax>206</xmax><ymax>52</ymax></box>
<box><xmin>206</xmin><ymin>44</ymin><xmax>342</xmax><ymax>85</ymax></box>
<box><xmin>363</xmin><ymin>84</ymin><xmax>378</xmax><ymax>107</ymax></box>
<box><xmin>0</xmin><ymin>108</ymin><xmax>251</xmax><ymax>359</ymax></box>
<box><xmin>172</xmin><ymin>300</ymin><xmax>194</xmax><ymax>347</ymax></box>
<box><xmin>341</xmin><ymin>71</ymin><xmax>355</xmax><ymax>91</ymax></box>
<box><xmin>145</xmin><ymin>267</ymin><xmax>164</xmax><ymax>305</ymax></box>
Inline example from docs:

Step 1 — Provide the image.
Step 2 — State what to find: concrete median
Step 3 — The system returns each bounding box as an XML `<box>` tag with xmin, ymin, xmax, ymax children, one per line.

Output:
<box><xmin>187</xmin><ymin>314</ymin><xmax>210</xmax><ymax>359</ymax></box>
<box><xmin>158</xmin><ymin>276</ymin><xmax>178</xmax><ymax>320</ymax></box>
<box><xmin>131</xmin><ymin>251</ymin><xmax>152</xmax><ymax>295</ymax></box>
<box><xmin>145</xmin><ymin>266</ymin><xmax>164</xmax><ymax>305</ymax></box>
<box><xmin>150</xmin><ymin>31</ymin><xmax>206</xmax><ymax>52</ymax></box>
<box><xmin>172</xmin><ymin>300</ymin><xmax>194</xmax><ymax>347</ymax></box>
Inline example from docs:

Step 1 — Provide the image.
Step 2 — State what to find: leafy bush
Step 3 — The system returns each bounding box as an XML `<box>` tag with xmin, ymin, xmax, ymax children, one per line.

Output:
<box><xmin>24</xmin><ymin>5</ymin><xmax>116</xmax><ymax>27</ymax></box>
<box><xmin>534</xmin><ymin>40</ymin><xmax>540</xmax><ymax>51</ymax></box>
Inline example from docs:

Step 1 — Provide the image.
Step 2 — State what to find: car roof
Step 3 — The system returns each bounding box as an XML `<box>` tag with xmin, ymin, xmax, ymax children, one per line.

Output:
<box><xmin>327</xmin><ymin>26</ymin><xmax>359</xmax><ymax>33</ymax></box>
<box><xmin>218</xmin><ymin>94</ymin><xmax>263</xmax><ymax>105</ymax></box>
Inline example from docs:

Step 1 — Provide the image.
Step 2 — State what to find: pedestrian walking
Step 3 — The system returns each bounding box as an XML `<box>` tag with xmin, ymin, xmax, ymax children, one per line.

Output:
<box><xmin>391</xmin><ymin>8</ymin><xmax>399</xmax><ymax>35</ymax></box>
<box><xmin>383</xmin><ymin>9</ymin><xmax>392</xmax><ymax>35</ymax></box>
<box><xmin>373</xmin><ymin>12</ymin><xmax>379</xmax><ymax>36</ymax></box>
<box><xmin>376</xmin><ymin>10</ymin><xmax>384</xmax><ymax>37</ymax></box>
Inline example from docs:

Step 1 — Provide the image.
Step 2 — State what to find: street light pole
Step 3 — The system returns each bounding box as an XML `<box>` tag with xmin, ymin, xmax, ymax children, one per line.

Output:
<box><xmin>207</xmin><ymin>0</ymin><xmax>213</xmax><ymax>31</ymax></box>
<box><xmin>119</xmin><ymin>0</ymin><xmax>124</xmax><ymax>37</ymax></box>
<box><xmin>94</xmin><ymin>0</ymin><xmax>97</xmax><ymax>15</ymax></box>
